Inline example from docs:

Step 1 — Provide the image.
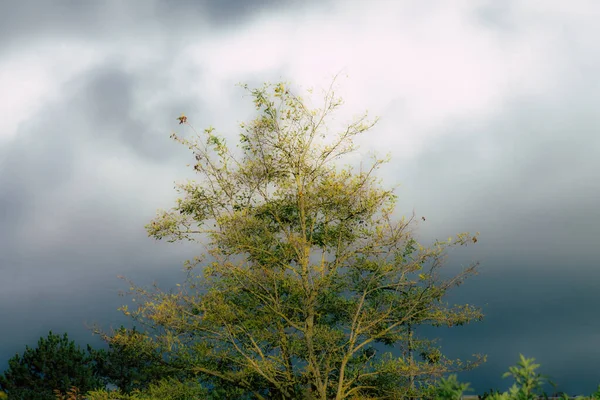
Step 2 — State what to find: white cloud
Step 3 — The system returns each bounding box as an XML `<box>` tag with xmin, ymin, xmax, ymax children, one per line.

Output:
<box><xmin>175</xmin><ymin>0</ymin><xmax>565</xmax><ymax>162</ymax></box>
<box><xmin>0</xmin><ymin>42</ymin><xmax>103</xmax><ymax>142</ymax></box>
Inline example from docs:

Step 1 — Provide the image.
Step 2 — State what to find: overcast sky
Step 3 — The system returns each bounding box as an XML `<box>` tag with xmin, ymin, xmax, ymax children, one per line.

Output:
<box><xmin>1</xmin><ymin>0</ymin><xmax>599</xmax><ymax>395</ymax></box>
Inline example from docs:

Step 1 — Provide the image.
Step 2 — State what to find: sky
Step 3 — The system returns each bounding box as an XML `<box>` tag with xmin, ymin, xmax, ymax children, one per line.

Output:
<box><xmin>1</xmin><ymin>0</ymin><xmax>599</xmax><ymax>395</ymax></box>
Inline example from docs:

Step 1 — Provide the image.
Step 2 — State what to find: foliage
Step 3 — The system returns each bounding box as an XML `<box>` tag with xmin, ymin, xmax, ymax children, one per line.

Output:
<box><xmin>85</xmin><ymin>387</ymin><xmax>134</xmax><ymax>400</ymax></box>
<box><xmin>85</xmin><ymin>377</ymin><xmax>209</xmax><ymax>400</ymax></box>
<box><xmin>0</xmin><ymin>331</ymin><xmax>104</xmax><ymax>400</ymax></box>
<box><xmin>479</xmin><ymin>388</ymin><xmax>503</xmax><ymax>399</ymax></box>
<box><xmin>88</xmin><ymin>326</ymin><xmax>192</xmax><ymax>394</ymax></box>
<box><xmin>53</xmin><ymin>386</ymin><xmax>85</xmax><ymax>400</ymax></box>
<box><xmin>81</xmin><ymin>353</ymin><xmax>600</xmax><ymax>399</ymax></box>
<box><xmin>95</xmin><ymin>77</ymin><xmax>484</xmax><ymax>399</ymax></box>
<box><xmin>435</xmin><ymin>374</ymin><xmax>474</xmax><ymax>399</ymax></box>
<box><xmin>433</xmin><ymin>354</ymin><xmax>600</xmax><ymax>400</ymax></box>
<box><xmin>497</xmin><ymin>354</ymin><xmax>556</xmax><ymax>399</ymax></box>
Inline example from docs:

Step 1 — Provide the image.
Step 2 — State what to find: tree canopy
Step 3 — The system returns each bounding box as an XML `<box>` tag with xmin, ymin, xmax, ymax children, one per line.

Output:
<box><xmin>0</xmin><ymin>331</ymin><xmax>104</xmax><ymax>400</ymax></box>
<box><xmin>98</xmin><ymin>77</ymin><xmax>485</xmax><ymax>399</ymax></box>
<box><xmin>89</xmin><ymin>325</ymin><xmax>193</xmax><ymax>395</ymax></box>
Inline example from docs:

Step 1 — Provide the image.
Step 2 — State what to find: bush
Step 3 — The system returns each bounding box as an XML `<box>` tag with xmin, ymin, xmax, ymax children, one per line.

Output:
<box><xmin>435</xmin><ymin>355</ymin><xmax>600</xmax><ymax>400</ymax></box>
<box><xmin>85</xmin><ymin>377</ymin><xmax>208</xmax><ymax>400</ymax></box>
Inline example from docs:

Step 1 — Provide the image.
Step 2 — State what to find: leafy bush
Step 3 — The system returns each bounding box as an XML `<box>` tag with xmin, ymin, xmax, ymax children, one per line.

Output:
<box><xmin>434</xmin><ymin>355</ymin><xmax>600</xmax><ymax>400</ymax></box>
<box><xmin>479</xmin><ymin>388</ymin><xmax>503</xmax><ymax>399</ymax></box>
<box><xmin>435</xmin><ymin>374</ymin><xmax>474</xmax><ymax>399</ymax></box>
<box><xmin>85</xmin><ymin>377</ymin><xmax>208</xmax><ymax>400</ymax></box>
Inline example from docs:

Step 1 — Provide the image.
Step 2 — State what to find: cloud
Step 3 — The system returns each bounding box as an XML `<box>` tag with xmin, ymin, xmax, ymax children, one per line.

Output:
<box><xmin>0</xmin><ymin>42</ymin><xmax>103</xmax><ymax>142</ymax></box>
<box><xmin>1</xmin><ymin>0</ymin><xmax>600</xmax><ymax>394</ymax></box>
<box><xmin>180</xmin><ymin>0</ymin><xmax>567</xmax><ymax>165</ymax></box>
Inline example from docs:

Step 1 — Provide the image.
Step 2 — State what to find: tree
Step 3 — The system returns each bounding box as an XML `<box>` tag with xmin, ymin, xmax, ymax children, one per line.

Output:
<box><xmin>0</xmin><ymin>331</ymin><xmax>104</xmax><ymax>400</ymax></box>
<box><xmin>84</xmin><ymin>377</ymin><xmax>211</xmax><ymax>400</ymax></box>
<box><xmin>89</xmin><ymin>326</ymin><xmax>195</xmax><ymax>394</ymax></box>
<box><xmin>98</xmin><ymin>77</ymin><xmax>485</xmax><ymax>399</ymax></box>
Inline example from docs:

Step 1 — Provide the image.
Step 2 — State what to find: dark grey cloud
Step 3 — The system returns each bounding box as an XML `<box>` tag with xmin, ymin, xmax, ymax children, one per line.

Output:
<box><xmin>392</xmin><ymin>84</ymin><xmax>600</xmax><ymax>266</ymax></box>
<box><xmin>0</xmin><ymin>53</ymin><xmax>203</xmax><ymax>372</ymax></box>
<box><xmin>425</xmin><ymin>264</ymin><xmax>600</xmax><ymax>395</ymax></box>
<box><xmin>382</xmin><ymin>44</ymin><xmax>600</xmax><ymax>393</ymax></box>
<box><xmin>81</xmin><ymin>67</ymin><xmax>136</xmax><ymax>132</ymax></box>
<box><xmin>0</xmin><ymin>0</ymin><xmax>312</xmax><ymax>56</ymax></box>
<box><xmin>69</xmin><ymin>64</ymin><xmax>179</xmax><ymax>162</ymax></box>
<box><xmin>0</xmin><ymin>108</ymin><xmax>76</xmax><ymax>247</ymax></box>
<box><xmin>154</xmin><ymin>0</ymin><xmax>301</xmax><ymax>26</ymax></box>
